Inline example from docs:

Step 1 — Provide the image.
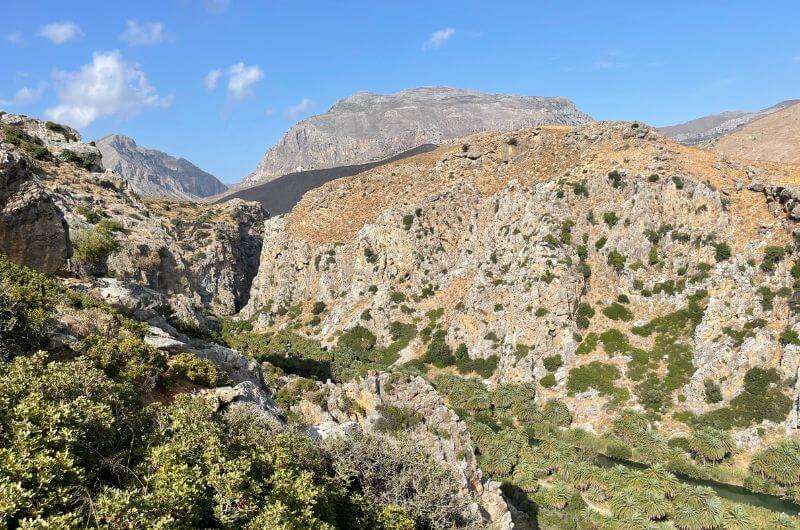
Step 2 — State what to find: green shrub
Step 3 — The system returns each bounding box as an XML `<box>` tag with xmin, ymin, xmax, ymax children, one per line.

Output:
<box><xmin>780</xmin><ymin>327</ymin><xmax>800</xmax><ymax>346</ymax></box>
<box><xmin>714</xmin><ymin>242</ymin><xmax>731</xmax><ymax>262</ymax></box>
<box><xmin>374</xmin><ymin>404</ymin><xmax>423</xmax><ymax>433</ymax></box>
<box><xmin>0</xmin><ymin>253</ymin><xmax>59</xmax><ymax>359</ymax></box>
<box><xmin>312</xmin><ymin>301</ymin><xmax>327</xmax><ymax>315</ymax></box>
<box><xmin>704</xmin><ymin>380</ymin><xmax>722</xmax><ymax>404</ymax></box>
<box><xmin>566</xmin><ymin>361</ymin><xmax>625</xmax><ymax>402</ymax></box>
<box><xmin>325</xmin><ymin>431</ymin><xmax>472</xmax><ymax>528</ymax></box>
<box><xmin>607</xmin><ymin>250</ymin><xmax>626</xmax><ymax>273</ymax></box>
<box><xmin>540</xmin><ymin>373</ymin><xmax>557</xmax><ymax>388</ymax></box>
<box><xmin>602</xmin><ymin>302</ymin><xmax>633</xmax><ymax>322</ymax></box>
<box><xmin>421</xmin><ymin>330</ymin><xmax>455</xmax><ymax>368</ymax></box>
<box><xmin>402</xmin><ymin>213</ymin><xmax>414</xmax><ymax>230</ymax></box>
<box><xmin>338</xmin><ymin>325</ymin><xmax>377</xmax><ymax>353</ymax></box>
<box><xmin>543</xmin><ymin>354</ymin><xmax>563</xmax><ymax>372</ymax></box>
<box><xmin>167</xmin><ymin>352</ymin><xmax>227</xmax><ymax>387</ymax></box>
<box><xmin>72</xmin><ymin>227</ymin><xmax>120</xmax><ymax>267</ymax></box>
<box><xmin>698</xmin><ymin>367</ymin><xmax>792</xmax><ymax>430</ymax></box>
<box><xmin>389</xmin><ymin>290</ymin><xmax>406</xmax><ymax>303</ymax></box>
<box><xmin>576</xmin><ymin>302</ymin><xmax>595</xmax><ymax>329</ymax></box>
<box><xmin>672</xmin><ymin>176</ymin><xmax>685</xmax><ymax>189</ymax></box>
<box><xmin>603</xmin><ymin>211</ymin><xmax>619</xmax><ymax>227</ymax></box>
<box><xmin>575</xmin><ymin>333</ymin><xmax>598</xmax><ymax>355</ymax></box>
<box><xmin>761</xmin><ymin>246</ymin><xmax>786</xmax><ymax>273</ymax></box>
<box><xmin>60</xmin><ymin>149</ymin><xmax>95</xmax><ymax>169</ymax></box>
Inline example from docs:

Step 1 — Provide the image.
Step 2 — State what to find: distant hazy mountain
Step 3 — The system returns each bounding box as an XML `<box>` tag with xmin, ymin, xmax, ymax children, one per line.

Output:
<box><xmin>660</xmin><ymin>99</ymin><xmax>800</xmax><ymax>147</ymax></box>
<box><xmin>240</xmin><ymin>86</ymin><xmax>593</xmax><ymax>188</ymax></box>
<box><xmin>96</xmin><ymin>134</ymin><xmax>227</xmax><ymax>200</ymax></box>
<box><xmin>709</xmin><ymin>100</ymin><xmax>800</xmax><ymax>164</ymax></box>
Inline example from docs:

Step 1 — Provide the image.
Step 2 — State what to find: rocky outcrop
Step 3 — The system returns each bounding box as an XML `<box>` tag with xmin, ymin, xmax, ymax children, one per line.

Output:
<box><xmin>0</xmin><ymin>112</ymin><xmax>265</xmax><ymax>324</ymax></box>
<box><xmin>297</xmin><ymin>372</ymin><xmax>515</xmax><ymax>528</ymax></box>
<box><xmin>243</xmin><ymin>120</ymin><xmax>800</xmax><ymax>448</ymax></box>
<box><xmin>96</xmin><ymin>134</ymin><xmax>227</xmax><ymax>200</ymax></box>
<box><xmin>241</xmin><ymin>87</ymin><xmax>592</xmax><ymax>187</ymax></box>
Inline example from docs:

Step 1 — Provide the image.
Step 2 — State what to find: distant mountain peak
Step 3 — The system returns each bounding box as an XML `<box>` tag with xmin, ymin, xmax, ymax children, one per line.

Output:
<box><xmin>240</xmin><ymin>86</ymin><xmax>592</xmax><ymax>188</ymax></box>
<box><xmin>96</xmin><ymin>134</ymin><xmax>227</xmax><ymax>201</ymax></box>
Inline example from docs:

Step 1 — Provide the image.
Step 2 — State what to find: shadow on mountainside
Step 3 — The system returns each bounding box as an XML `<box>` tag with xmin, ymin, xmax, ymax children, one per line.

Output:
<box><xmin>217</xmin><ymin>144</ymin><xmax>438</xmax><ymax>216</ymax></box>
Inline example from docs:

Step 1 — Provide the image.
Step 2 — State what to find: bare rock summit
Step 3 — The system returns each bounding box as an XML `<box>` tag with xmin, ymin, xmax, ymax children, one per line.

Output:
<box><xmin>241</xmin><ymin>86</ymin><xmax>593</xmax><ymax>187</ymax></box>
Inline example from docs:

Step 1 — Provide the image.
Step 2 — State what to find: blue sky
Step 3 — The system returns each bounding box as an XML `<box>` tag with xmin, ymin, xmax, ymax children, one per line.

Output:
<box><xmin>2</xmin><ymin>1</ymin><xmax>799</xmax><ymax>184</ymax></box>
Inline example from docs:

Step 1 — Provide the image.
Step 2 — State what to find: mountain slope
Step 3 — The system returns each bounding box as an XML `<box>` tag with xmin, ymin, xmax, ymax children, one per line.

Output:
<box><xmin>710</xmin><ymin>100</ymin><xmax>800</xmax><ymax>164</ymax></box>
<box><xmin>660</xmin><ymin>99</ymin><xmax>800</xmax><ymax>147</ymax></box>
<box><xmin>96</xmin><ymin>134</ymin><xmax>227</xmax><ymax>200</ymax></box>
<box><xmin>219</xmin><ymin>144</ymin><xmax>437</xmax><ymax>215</ymax></box>
<box><xmin>240</xmin><ymin>86</ymin><xmax>593</xmax><ymax>187</ymax></box>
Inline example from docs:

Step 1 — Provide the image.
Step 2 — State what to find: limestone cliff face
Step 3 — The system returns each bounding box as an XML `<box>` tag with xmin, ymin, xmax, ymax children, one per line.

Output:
<box><xmin>242</xmin><ymin>87</ymin><xmax>593</xmax><ymax>187</ymax></box>
<box><xmin>0</xmin><ymin>112</ymin><xmax>263</xmax><ymax>325</ymax></box>
<box><xmin>244</xmin><ymin>121</ymin><xmax>800</xmax><ymax>446</ymax></box>
<box><xmin>96</xmin><ymin>134</ymin><xmax>227</xmax><ymax>200</ymax></box>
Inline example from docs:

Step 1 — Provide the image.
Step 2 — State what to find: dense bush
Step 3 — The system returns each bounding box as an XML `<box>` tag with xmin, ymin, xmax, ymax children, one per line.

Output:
<box><xmin>72</xmin><ymin>226</ymin><xmax>120</xmax><ymax>268</ymax></box>
<box><xmin>698</xmin><ymin>367</ymin><xmax>792</xmax><ymax>430</ymax></box>
<box><xmin>566</xmin><ymin>361</ymin><xmax>626</xmax><ymax>402</ymax></box>
<box><xmin>0</xmin><ymin>253</ymin><xmax>59</xmax><ymax>359</ymax></box>
<box><xmin>543</xmin><ymin>354</ymin><xmax>563</xmax><ymax>372</ymax></box>
<box><xmin>326</xmin><ymin>432</ymin><xmax>474</xmax><ymax>528</ymax></box>
<box><xmin>714</xmin><ymin>242</ymin><xmax>731</xmax><ymax>262</ymax></box>
<box><xmin>602</xmin><ymin>302</ymin><xmax>633</xmax><ymax>322</ymax></box>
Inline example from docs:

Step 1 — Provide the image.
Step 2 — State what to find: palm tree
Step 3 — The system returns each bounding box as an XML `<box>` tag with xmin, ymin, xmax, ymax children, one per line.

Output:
<box><xmin>721</xmin><ymin>504</ymin><xmax>756</xmax><ymax>529</ymax></box>
<box><xmin>750</xmin><ymin>439</ymin><xmax>800</xmax><ymax>486</ymax></box>
<box><xmin>690</xmin><ymin>427</ymin><xmax>736</xmax><ymax>463</ymax></box>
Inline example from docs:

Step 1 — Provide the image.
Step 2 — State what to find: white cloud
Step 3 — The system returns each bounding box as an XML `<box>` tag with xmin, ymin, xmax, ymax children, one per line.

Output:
<box><xmin>285</xmin><ymin>98</ymin><xmax>313</xmax><ymax>119</ymax></box>
<box><xmin>120</xmin><ymin>20</ymin><xmax>166</xmax><ymax>46</ymax></box>
<box><xmin>264</xmin><ymin>107</ymin><xmax>276</xmax><ymax>117</ymax></box>
<box><xmin>204</xmin><ymin>0</ymin><xmax>230</xmax><ymax>13</ymax></box>
<box><xmin>422</xmin><ymin>28</ymin><xmax>455</xmax><ymax>50</ymax></box>
<box><xmin>45</xmin><ymin>50</ymin><xmax>170</xmax><ymax>128</ymax></box>
<box><xmin>6</xmin><ymin>31</ymin><xmax>23</xmax><ymax>45</ymax></box>
<box><xmin>204</xmin><ymin>68</ymin><xmax>222</xmax><ymax>91</ymax></box>
<box><xmin>0</xmin><ymin>84</ymin><xmax>46</xmax><ymax>107</ymax></box>
<box><xmin>226</xmin><ymin>62</ymin><xmax>263</xmax><ymax>100</ymax></box>
<box><xmin>38</xmin><ymin>21</ymin><xmax>84</xmax><ymax>44</ymax></box>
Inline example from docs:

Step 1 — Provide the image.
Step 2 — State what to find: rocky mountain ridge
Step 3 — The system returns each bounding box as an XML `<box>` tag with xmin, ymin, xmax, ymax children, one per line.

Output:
<box><xmin>240</xmin><ymin>86</ymin><xmax>593</xmax><ymax>188</ymax></box>
<box><xmin>660</xmin><ymin>99</ymin><xmax>800</xmax><ymax>147</ymax></box>
<box><xmin>5</xmin><ymin>109</ymin><xmax>800</xmax><ymax>528</ymax></box>
<box><xmin>96</xmin><ymin>133</ymin><xmax>227</xmax><ymax>200</ymax></box>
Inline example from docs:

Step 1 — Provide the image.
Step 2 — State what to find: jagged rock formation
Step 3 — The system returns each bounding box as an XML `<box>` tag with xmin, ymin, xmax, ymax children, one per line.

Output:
<box><xmin>243</xmin><ymin>120</ymin><xmax>800</xmax><ymax>450</ymax></box>
<box><xmin>0</xmin><ymin>112</ymin><xmax>264</xmax><ymax>326</ymax></box>
<box><xmin>96</xmin><ymin>134</ymin><xmax>227</xmax><ymax>200</ymax></box>
<box><xmin>241</xmin><ymin>87</ymin><xmax>593</xmax><ymax>187</ymax></box>
<box><xmin>660</xmin><ymin>99</ymin><xmax>800</xmax><ymax>149</ymax></box>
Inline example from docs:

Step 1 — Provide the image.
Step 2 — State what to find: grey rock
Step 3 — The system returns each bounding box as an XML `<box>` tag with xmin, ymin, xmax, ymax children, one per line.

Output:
<box><xmin>96</xmin><ymin>134</ymin><xmax>227</xmax><ymax>200</ymax></box>
<box><xmin>204</xmin><ymin>381</ymin><xmax>284</xmax><ymax>426</ymax></box>
<box><xmin>241</xmin><ymin>86</ymin><xmax>592</xmax><ymax>186</ymax></box>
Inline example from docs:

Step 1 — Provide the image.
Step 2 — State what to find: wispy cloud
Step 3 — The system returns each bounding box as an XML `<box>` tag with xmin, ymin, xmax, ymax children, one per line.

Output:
<box><xmin>285</xmin><ymin>98</ymin><xmax>314</xmax><ymax>119</ymax></box>
<box><xmin>227</xmin><ymin>63</ymin><xmax>263</xmax><ymax>100</ymax></box>
<box><xmin>45</xmin><ymin>50</ymin><xmax>170</xmax><ymax>128</ymax></box>
<box><xmin>264</xmin><ymin>108</ymin><xmax>276</xmax><ymax>117</ymax></box>
<box><xmin>593</xmin><ymin>59</ymin><xmax>625</xmax><ymax>70</ymax></box>
<box><xmin>0</xmin><ymin>83</ymin><xmax>47</xmax><ymax>107</ymax></box>
<box><xmin>120</xmin><ymin>20</ymin><xmax>166</xmax><ymax>46</ymax></box>
<box><xmin>6</xmin><ymin>31</ymin><xmax>23</xmax><ymax>45</ymax></box>
<box><xmin>203</xmin><ymin>69</ymin><xmax>222</xmax><ymax>91</ymax></box>
<box><xmin>38</xmin><ymin>21</ymin><xmax>84</xmax><ymax>44</ymax></box>
<box><xmin>204</xmin><ymin>63</ymin><xmax>264</xmax><ymax>100</ymax></box>
<box><xmin>422</xmin><ymin>27</ymin><xmax>455</xmax><ymax>51</ymax></box>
